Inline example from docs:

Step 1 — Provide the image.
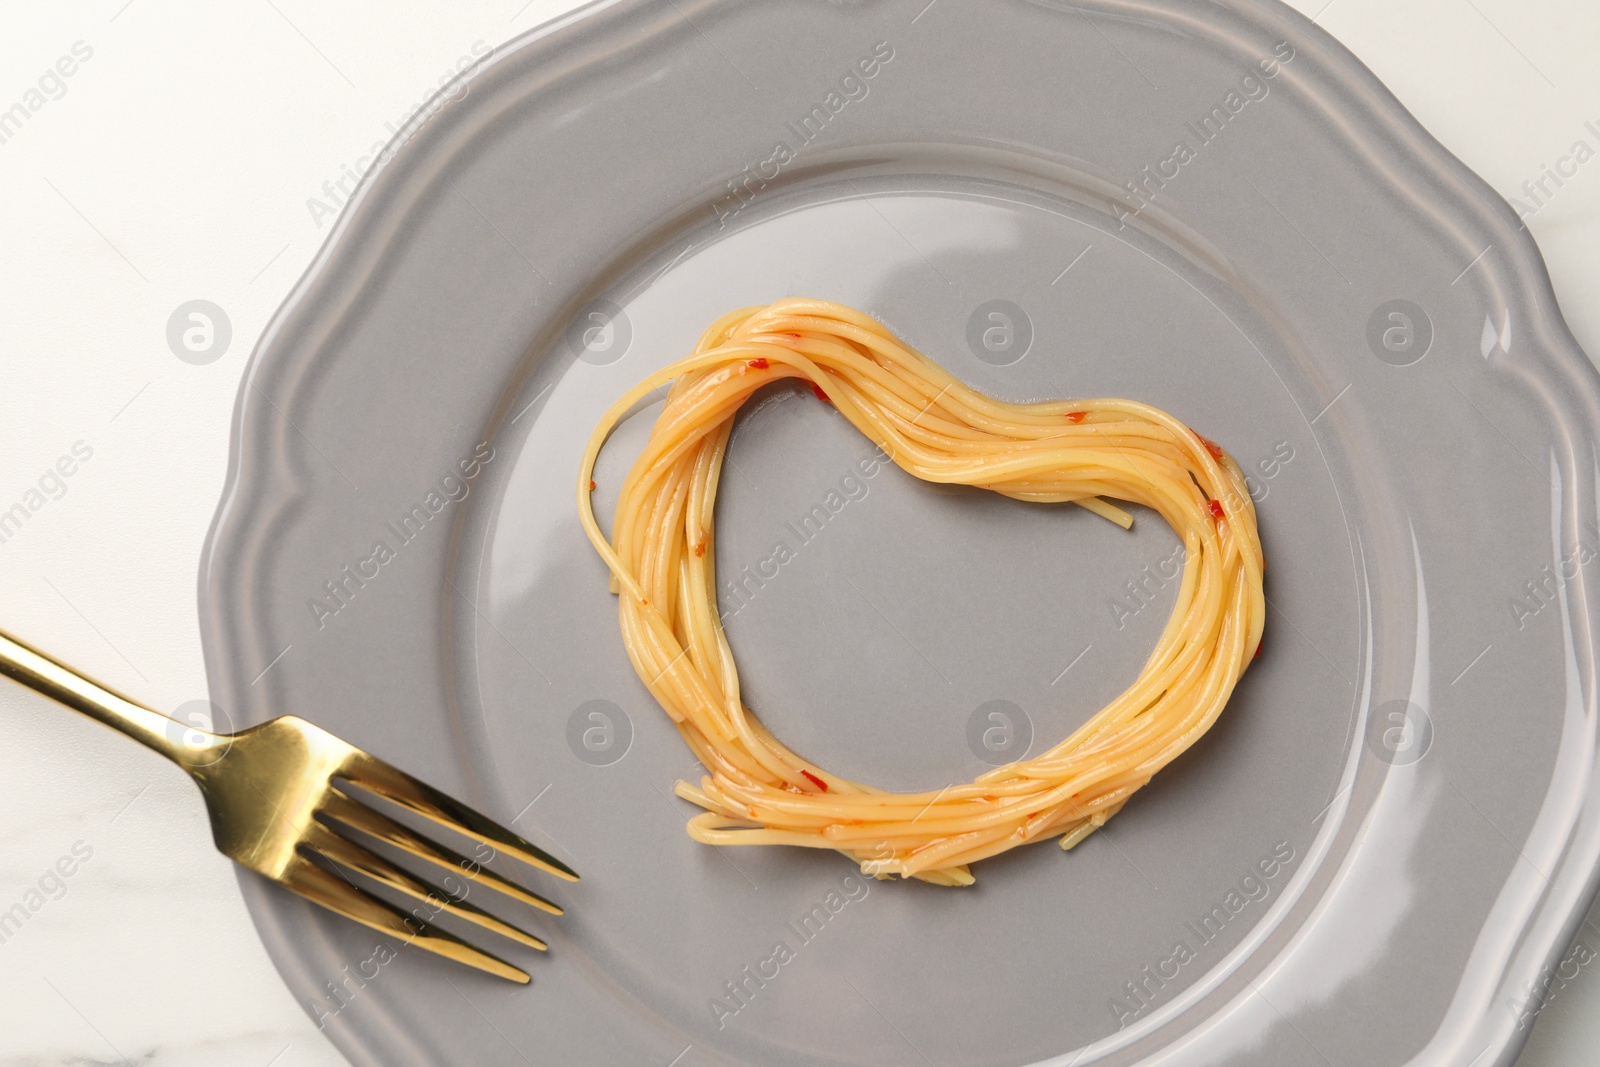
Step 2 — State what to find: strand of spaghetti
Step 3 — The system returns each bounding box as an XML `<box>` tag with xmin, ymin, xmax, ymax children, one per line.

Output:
<box><xmin>578</xmin><ymin>298</ymin><xmax>1265</xmax><ymax>883</ymax></box>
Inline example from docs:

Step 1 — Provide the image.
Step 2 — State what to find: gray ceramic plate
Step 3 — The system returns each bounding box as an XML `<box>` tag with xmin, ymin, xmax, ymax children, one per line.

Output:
<box><xmin>198</xmin><ymin>0</ymin><xmax>1600</xmax><ymax>1064</ymax></box>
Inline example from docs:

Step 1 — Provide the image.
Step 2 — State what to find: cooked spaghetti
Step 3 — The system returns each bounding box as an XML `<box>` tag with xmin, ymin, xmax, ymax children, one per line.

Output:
<box><xmin>577</xmin><ymin>298</ymin><xmax>1265</xmax><ymax>885</ymax></box>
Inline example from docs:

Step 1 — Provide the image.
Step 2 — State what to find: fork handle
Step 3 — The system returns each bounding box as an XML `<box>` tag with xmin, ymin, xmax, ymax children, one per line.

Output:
<box><xmin>0</xmin><ymin>627</ymin><xmax>219</xmax><ymax>767</ymax></box>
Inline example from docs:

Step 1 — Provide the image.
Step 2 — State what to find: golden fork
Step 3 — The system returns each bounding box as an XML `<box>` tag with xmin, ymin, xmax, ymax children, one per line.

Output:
<box><xmin>0</xmin><ymin>627</ymin><xmax>576</xmax><ymax>984</ymax></box>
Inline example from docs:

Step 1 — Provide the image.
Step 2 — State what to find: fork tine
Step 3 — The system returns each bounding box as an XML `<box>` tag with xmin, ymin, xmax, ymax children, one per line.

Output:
<box><xmin>280</xmin><ymin>854</ymin><xmax>531</xmax><ymax>984</ymax></box>
<box><xmin>320</xmin><ymin>787</ymin><xmax>564</xmax><ymax>916</ymax></box>
<box><xmin>303</xmin><ymin>823</ymin><xmax>549</xmax><ymax>952</ymax></box>
<box><xmin>340</xmin><ymin>754</ymin><xmax>579</xmax><ymax>883</ymax></box>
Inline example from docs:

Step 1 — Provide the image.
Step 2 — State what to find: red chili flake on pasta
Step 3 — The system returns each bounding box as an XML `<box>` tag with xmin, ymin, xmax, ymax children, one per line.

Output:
<box><xmin>1254</xmin><ymin>641</ymin><xmax>1262</xmax><ymax>660</ymax></box>
<box><xmin>589</xmin><ymin>480</ymin><xmax>596</xmax><ymax>491</ymax></box>
<box><xmin>811</xmin><ymin>383</ymin><xmax>830</xmax><ymax>403</ymax></box>
<box><xmin>748</xmin><ymin>357</ymin><xmax>769</xmax><ymax>369</ymax></box>
<box><xmin>1198</xmin><ymin>435</ymin><xmax>1224</xmax><ymax>461</ymax></box>
<box><xmin>1207</xmin><ymin>499</ymin><xmax>1225</xmax><ymax>520</ymax></box>
<box><xmin>693</xmin><ymin>542</ymin><xmax>706</xmax><ymax>558</ymax></box>
<box><xmin>801</xmin><ymin>770</ymin><xmax>828</xmax><ymax>792</ymax></box>
<box><xmin>1065</xmin><ymin>411</ymin><xmax>1086</xmax><ymax>423</ymax></box>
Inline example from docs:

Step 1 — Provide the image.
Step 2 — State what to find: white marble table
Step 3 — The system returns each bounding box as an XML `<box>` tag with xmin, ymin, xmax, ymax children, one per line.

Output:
<box><xmin>0</xmin><ymin>1</ymin><xmax>1594</xmax><ymax>1062</ymax></box>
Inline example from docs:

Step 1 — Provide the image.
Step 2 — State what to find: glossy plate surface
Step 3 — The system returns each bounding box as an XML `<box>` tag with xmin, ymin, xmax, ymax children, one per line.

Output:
<box><xmin>199</xmin><ymin>1</ymin><xmax>1600</xmax><ymax>1063</ymax></box>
